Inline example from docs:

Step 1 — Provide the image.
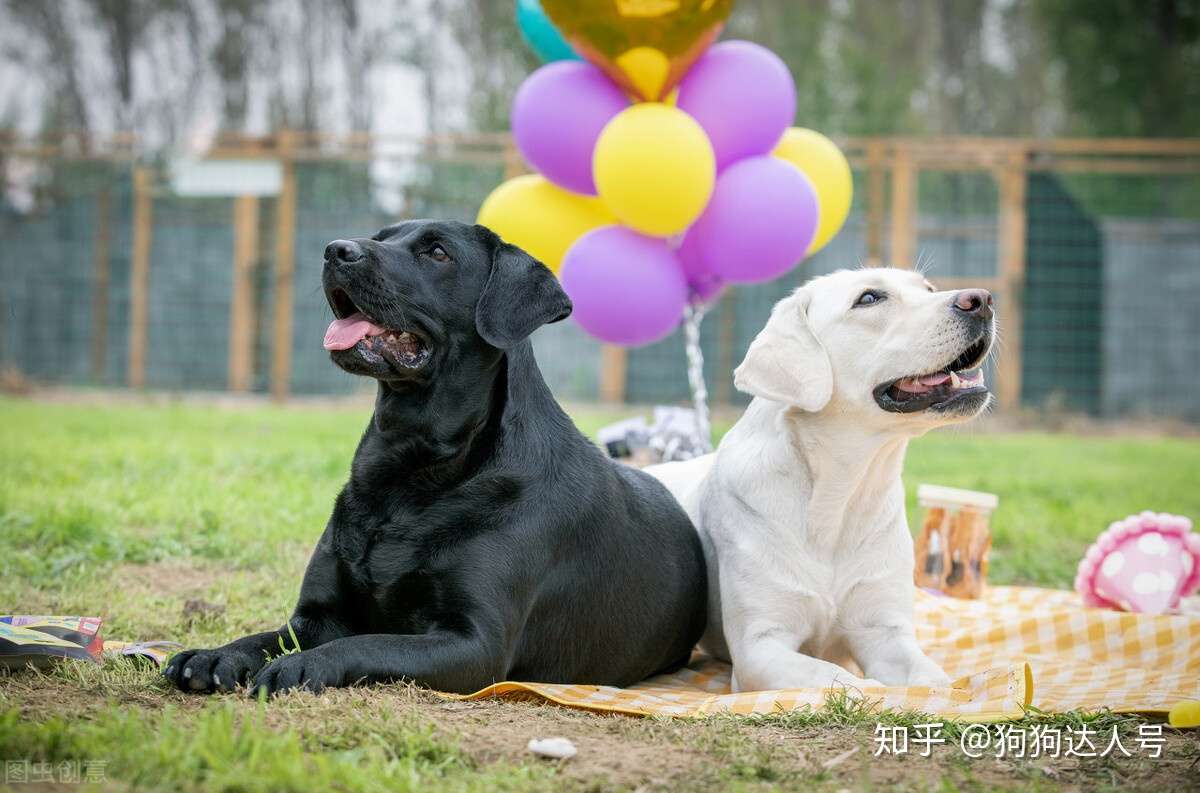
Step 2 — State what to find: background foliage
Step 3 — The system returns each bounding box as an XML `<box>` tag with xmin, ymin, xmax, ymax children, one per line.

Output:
<box><xmin>2</xmin><ymin>0</ymin><xmax>1198</xmax><ymax>144</ymax></box>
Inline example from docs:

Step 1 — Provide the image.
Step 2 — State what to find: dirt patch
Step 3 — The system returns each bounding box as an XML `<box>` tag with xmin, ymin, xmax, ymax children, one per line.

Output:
<box><xmin>111</xmin><ymin>560</ymin><xmax>232</xmax><ymax>600</ymax></box>
<box><xmin>426</xmin><ymin>698</ymin><xmax>720</xmax><ymax>786</ymax></box>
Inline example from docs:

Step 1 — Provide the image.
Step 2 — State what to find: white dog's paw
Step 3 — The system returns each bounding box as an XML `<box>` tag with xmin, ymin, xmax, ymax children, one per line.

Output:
<box><xmin>735</xmin><ymin>662</ymin><xmax>883</xmax><ymax>692</ymax></box>
<box><xmin>828</xmin><ymin>673</ymin><xmax>884</xmax><ymax>690</ymax></box>
<box><xmin>906</xmin><ymin>669</ymin><xmax>953</xmax><ymax>688</ymax></box>
<box><xmin>903</xmin><ymin>659</ymin><xmax>953</xmax><ymax>688</ymax></box>
<box><xmin>859</xmin><ymin>648</ymin><xmax>952</xmax><ymax>688</ymax></box>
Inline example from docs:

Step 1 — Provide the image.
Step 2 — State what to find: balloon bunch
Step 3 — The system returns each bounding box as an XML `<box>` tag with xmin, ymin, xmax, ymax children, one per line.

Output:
<box><xmin>481</xmin><ymin>0</ymin><xmax>852</xmax><ymax>347</ymax></box>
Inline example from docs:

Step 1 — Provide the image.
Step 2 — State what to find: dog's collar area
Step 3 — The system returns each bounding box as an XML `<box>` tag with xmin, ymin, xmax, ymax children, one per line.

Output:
<box><xmin>874</xmin><ymin>335</ymin><xmax>991</xmax><ymax>414</ymax></box>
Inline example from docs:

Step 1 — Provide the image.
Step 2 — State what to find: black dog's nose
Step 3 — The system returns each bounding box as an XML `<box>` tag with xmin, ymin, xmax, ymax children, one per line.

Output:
<box><xmin>325</xmin><ymin>239</ymin><xmax>364</xmax><ymax>264</ymax></box>
<box><xmin>952</xmin><ymin>289</ymin><xmax>994</xmax><ymax>321</ymax></box>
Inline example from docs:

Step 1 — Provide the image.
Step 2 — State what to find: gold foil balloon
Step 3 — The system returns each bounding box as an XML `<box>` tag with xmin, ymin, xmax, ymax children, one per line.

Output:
<box><xmin>541</xmin><ymin>0</ymin><xmax>734</xmax><ymax>102</ymax></box>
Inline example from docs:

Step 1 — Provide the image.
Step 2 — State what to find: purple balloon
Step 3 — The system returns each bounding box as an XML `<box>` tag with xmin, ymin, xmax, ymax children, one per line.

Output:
<box><xmin>560</xmin><ymin>226</ymin><xmax>687</xmax><ymax>346</ymax></box>
<box><xmin>676</xmin><ymin>228</ymin><xmax>726</xmax><ymax>303</ymax></box>
<box><xmin>685</xmin><ymin>156</ymin><xmax>818</xmax><ymax>284</ymax></box>
<box><xmin>512</xmin><ymin>61</ymin><xmax>629</xmax><ymax>195</ymax></box>
<box><xmin>677</xmin><ymin>40</ymin><xmax>796</xmax><ymax>171</ymax></box>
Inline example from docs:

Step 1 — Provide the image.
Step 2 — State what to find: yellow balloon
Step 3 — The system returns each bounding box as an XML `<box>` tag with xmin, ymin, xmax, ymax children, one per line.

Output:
<box><xmin>476</xmin><ymin>175</ymin><xmax>613</xmax><ymax>273</ymax></box>
<box><xmin>592</xmin><ymin>103</ymin><xmax>714</xmax><ymax>237</ymax></box>
<box><xmin>772</xmin><ymin>127</ymin><xmax>853</xmax><ymax>255</ymax></box>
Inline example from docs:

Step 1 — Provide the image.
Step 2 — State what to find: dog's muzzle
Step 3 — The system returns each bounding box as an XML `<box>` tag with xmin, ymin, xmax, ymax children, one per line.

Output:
<box><xmin>874</xmin><ymin>328</ymin><xmax>994</xmax><ymax>417</ymax></box>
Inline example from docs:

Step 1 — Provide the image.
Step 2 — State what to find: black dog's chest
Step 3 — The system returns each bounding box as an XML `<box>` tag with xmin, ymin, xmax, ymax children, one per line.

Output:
<box><xmin>325</xmin><ymin>471</ymin><xmax>519</xmax><ymax>635</ymax></box>
<box><xmin>340</xmin><ymin>526</ymin><xmax>419</xmax><ymax>584</ymax></box>
<box><xmin>329</xmin><ymin>497</ymin><xmax>484</xmax><ymax>636</ymax></box>
<box><xmin>332</xmin><ymin>517</ymin><xmax>434</xmax><ymax>627</ymax></box>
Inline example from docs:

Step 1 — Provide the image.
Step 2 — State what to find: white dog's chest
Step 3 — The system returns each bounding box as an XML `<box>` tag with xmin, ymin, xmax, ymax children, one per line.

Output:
<box><xmin>789</xmin><ymin>547</ymin><xmax>875</xmax><ymax>612</ymax></box>
<box><xmin>699</xmin><ymin>474</ymin><xmax>921</xmax><ymax>686</ymax></box>
<box><xmin>722</xmin><ymin>524</ymin><xmax>894</xmax><ymax>626</ymax></box>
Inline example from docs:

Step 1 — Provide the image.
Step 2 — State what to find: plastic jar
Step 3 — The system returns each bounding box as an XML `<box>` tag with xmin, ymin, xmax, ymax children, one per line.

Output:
<box><xmin>913</xmin><ymin>484</ymin><xmax>998</xmax><ymax>598</ymax></box>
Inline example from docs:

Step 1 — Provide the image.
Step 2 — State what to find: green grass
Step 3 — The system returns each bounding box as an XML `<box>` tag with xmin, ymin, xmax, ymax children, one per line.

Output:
<box><xmin>0</xmin><ymin>399</ymin><xmax>357</xmax><ymax>585</ymax></box>
<box><xmin>2</xmin><ymin>396</ymin><xmax>1198</xmax><ymax>792</ymax></box>
<box><xmin>902</xmin><ymin>430</ymin><xmax>1200</xmax><ymax>585</ymax></box>
<box><xmin>0</xmin><ymin>704</ymin><xmax>508</xmax><ymax>793</ymax></box>
<box><xmin>3</xmin><ymin>397</ymin><xmax>1196</xmax><ymax>591</ymax></box>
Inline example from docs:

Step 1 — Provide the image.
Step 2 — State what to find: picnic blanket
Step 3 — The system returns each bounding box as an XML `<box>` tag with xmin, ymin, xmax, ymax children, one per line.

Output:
<box><xmin>458</xmin><ymin>586</ymin><xmax>1200</xmax><ymax>721</ymax></box>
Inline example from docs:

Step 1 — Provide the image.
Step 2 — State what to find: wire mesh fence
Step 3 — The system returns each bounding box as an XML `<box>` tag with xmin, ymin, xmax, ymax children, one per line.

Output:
<box><xmin>1</xmin><ymin>134</ymin><xmax>1197</xmax><ymax>420</ymax></box>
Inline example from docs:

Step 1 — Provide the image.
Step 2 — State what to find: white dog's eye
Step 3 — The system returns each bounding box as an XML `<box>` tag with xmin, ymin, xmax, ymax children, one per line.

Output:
<box><xmin>854</xmin><ymin>289</ymin><xmax>886</xmax><ymax>307</ymax></box>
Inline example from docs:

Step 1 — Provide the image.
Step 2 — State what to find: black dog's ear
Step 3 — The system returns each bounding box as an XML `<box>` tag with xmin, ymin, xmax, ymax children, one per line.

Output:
<box><xmin>476</xmin><ymin>237</ymin><xmax>572</xmax><ymax>349</ymax></box>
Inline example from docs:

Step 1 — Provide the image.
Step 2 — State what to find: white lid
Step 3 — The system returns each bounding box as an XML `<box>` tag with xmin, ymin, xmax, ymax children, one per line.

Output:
<box><xmin>917</xmin><ymin>484</ymin><xmax>999</xmax><ymax>511</ymax></box>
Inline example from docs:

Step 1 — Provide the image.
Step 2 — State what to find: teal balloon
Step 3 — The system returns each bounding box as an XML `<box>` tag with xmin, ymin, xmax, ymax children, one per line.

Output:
<box><xmin>516</xmin><ymin>0</ymin><xmax>579</xmax><ymax>63</ymax></box>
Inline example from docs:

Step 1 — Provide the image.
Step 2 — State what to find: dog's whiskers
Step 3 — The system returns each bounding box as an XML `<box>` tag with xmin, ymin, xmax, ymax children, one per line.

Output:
<box><xmin>914</xmin><ymin>250</ymin><xmax>935</xmax><ymax>276</ymax></box>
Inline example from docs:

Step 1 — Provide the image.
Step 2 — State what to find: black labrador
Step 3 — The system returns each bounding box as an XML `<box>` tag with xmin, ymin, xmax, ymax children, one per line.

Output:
<box><xmin>164</xmin><ymin>220</ymin><xmax>707</xmax><ymax>696</ymax></box>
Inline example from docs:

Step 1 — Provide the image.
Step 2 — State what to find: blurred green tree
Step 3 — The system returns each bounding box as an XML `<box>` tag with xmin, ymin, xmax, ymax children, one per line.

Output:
<box><xmin>1035</xmin><ymin>0</ymin><xmax>1200</xmax><ymax>136</ymax></box>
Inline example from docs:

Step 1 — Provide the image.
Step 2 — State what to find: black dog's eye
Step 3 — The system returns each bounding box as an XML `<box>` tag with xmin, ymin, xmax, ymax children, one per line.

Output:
<box><xmin>427</xmin><ymin>244</ymin><xmax>451</xmax><ymax>263</ymax></box>
<box><xmin>854</xmin><ymin>289</ymin><xmax>886</xmax><ymax>307</ymax></box>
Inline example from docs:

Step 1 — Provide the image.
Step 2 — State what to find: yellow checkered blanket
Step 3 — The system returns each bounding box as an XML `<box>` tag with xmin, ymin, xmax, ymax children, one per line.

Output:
<box><xmin>460</xmin><ymin>587</ymin><xmax>1200</xmax><ymax>721</ymax></box>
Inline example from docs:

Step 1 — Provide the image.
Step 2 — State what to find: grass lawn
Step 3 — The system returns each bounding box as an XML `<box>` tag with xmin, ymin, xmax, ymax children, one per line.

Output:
<box><xmin>2</xmin><ymin>395</ymin><xmax>1198</xmax><ymax>791</ymax></box>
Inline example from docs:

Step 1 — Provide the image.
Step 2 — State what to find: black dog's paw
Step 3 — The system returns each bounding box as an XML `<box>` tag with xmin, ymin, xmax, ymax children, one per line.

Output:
<box><xmin>248</xmin><ymin>650</ymin><xmax>344</xmax><ymax>697</ymax></box>
<box><xmin>164</xmin><ymin>647</ymin><xmax>263</xmax><ymax>694</ymax></box>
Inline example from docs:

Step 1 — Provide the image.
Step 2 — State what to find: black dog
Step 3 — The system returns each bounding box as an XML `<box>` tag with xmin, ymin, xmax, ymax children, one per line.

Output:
<box><xmin>165</xmin><ymin>220</ymin><xmax>707</xmax><ymax>696</ymax></box>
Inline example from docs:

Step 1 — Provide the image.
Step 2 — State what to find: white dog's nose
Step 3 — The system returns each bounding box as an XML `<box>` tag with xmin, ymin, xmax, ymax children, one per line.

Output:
<box><xmin>953</xmin><ymin>289</ymin><xmax>993</xmax><ymax>321</ymax></box>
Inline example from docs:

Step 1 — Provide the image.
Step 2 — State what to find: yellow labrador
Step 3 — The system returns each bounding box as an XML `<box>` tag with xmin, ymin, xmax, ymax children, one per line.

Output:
<box><xmin>650</xmin><ymin>268</ymin><xmax>995</xmax><ymax>691</ymax></box>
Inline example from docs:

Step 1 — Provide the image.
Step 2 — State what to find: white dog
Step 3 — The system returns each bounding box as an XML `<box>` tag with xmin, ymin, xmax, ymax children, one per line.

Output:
<box><xmin>649</xmin><ymin>268</ymin><xmax>995</xmax><ymax>691</ymax></box>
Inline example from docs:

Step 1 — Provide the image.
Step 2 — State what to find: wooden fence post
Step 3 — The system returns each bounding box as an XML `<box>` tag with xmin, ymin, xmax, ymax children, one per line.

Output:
<box><xmin>865</xmin><ymin>140</ymin><xmax>887</xmax><ymax>267</ymax></box>
<box><xmin>598</xmin><ymin>345</ymin><xmax>627</xmax><ymax>404</ymax></box>
<box><xmin>889</xmin><ymin>143</ymin><xmax>917</xmax><ymax>268</ymax></box>
<box><xmin>995</xmin><ymin>147</ymin><xmax>1029</xmax><ymax>410</ymax></box>
<box><xmin>229</xmin><ymin>195</ymin><xmax>259</xmax><ymax>392</ymax></box>
<box><xmin>90</xmin><ymin>186</ymin><xmax>111</xmax><ymax>382</ymax></box>
<box><xmin>127</xmin><ymin>167</ymin><xmax>153</xmax><ymax>389</ymax></box>
<box><xmin>271</xmin><ymin>136</ymin><xmax>298</xmax><ymax>402</ymax></box>
<box><xmin>503</xmin><ymin>139</ymin><xmax>525</xmax><ymax>179</ymax></box>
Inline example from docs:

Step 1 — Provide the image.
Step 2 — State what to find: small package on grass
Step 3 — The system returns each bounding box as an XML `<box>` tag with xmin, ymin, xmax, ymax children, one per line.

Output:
<box><xmin>0</xmin><ymin>616</ymin><xmax>103</xmax><ymax>669</ymax></box>
<box><xmin>103</xmin><ymin>640</ymin><xmax>182</xmax><ymax>668</ymax></box>
<box><xmin>913</xmin><ymin>485</ymin><xmax>997</xmax><ymax>598</ymax></box>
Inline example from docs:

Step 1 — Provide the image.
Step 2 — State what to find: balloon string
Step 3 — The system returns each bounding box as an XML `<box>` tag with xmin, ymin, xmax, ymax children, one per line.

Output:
<box><xmin>683</xmin><ymin>302</ymin><xmax>712</xmax><ymax>453</ymax></box>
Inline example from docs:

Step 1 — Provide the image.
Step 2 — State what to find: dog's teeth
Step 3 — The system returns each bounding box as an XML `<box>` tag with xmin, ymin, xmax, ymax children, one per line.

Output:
<box><xmin>949</xmin><ymin>371</ymin><xmax>962</xmax><ymax>389</ymax></box>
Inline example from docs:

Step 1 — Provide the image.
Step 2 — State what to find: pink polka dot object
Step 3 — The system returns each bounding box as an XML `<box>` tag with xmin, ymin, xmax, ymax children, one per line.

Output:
<box><xmin>1074</xmin><ymin>512</ymin><xmax>1200</xmax><ymax>615</ymax></box>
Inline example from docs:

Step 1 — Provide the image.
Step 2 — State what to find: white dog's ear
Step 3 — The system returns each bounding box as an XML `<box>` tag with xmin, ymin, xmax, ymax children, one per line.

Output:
<box><xmin>734</xmin><ymin>289</ymin><xmax>833</xmax><ymax>411</ymax></box>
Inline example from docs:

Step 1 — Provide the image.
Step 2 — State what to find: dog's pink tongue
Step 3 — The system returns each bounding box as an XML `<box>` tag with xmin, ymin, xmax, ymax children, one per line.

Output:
<box><xmin>323</xmin><ymin>313</ymin><xmax>384</xmax><ymax>351</ymax></box>
<box><xmin>896</xmin><ymin>373</ymin><xmax>951</xmax><ymax>393</ymax></box>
